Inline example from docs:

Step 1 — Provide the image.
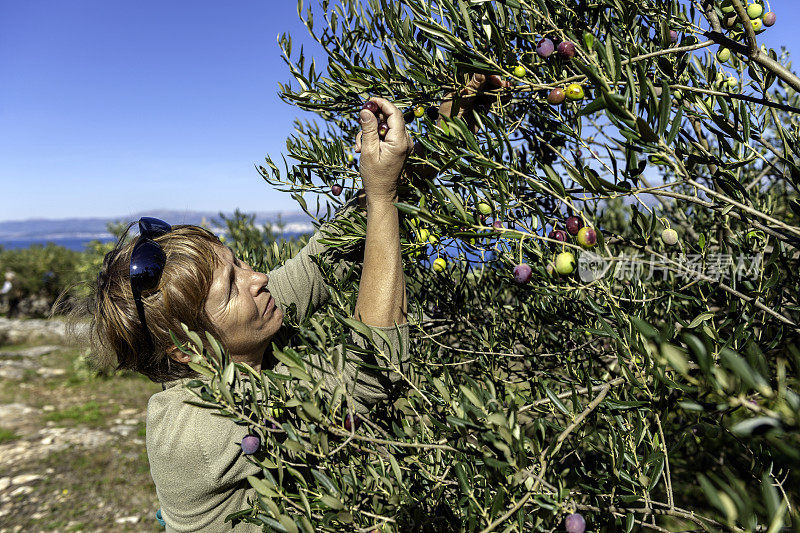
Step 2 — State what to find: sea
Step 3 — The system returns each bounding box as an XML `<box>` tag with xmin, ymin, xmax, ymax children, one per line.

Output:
<box><xmin>0</xmin><ymin>237</ymin><xmax>118</xmax><ymax>252</ymax></box>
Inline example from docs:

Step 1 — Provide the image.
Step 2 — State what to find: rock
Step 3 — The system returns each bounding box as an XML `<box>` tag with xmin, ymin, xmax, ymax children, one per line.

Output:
<box><xmin>115</xmin><ymin>516</ymin><xmax>140</xmax><ymax>524</ymax></box>
<box><xmin>36</xmin><ymin>368</ymin><xmax>66</xmax><ymax>378</ymax></box>
<box><xmin>110</xmin><ymin>425</ymin><xmax>136</xmax><ymax>437</ymax></box>
<box><xmin>0</xmin><ymin>317</ymin><xmax>89</xmax><ymax>346</ymax></box>
<box><xmin>0</xmin><ymin>345</ymin><xmax>62</xmax><ymax>358</ymax></box>
<box><xmin>0</xmin><ymin>427</ymin><xmax>115</xmax><ymax>465</ymax></box>
<box><xmin>0</xmin><ymin>404</ymin><xmax>39</xmax><ymax>427</ymax></box>
<box><xmin>9</xmin><ymin>486</ymin><xmax>33</xmax><ymax>497</ymax></box>
<box><xmin>11</xmin><ymin>474</ymin><xmax>42</xmax><ymax>485</ymax></box>
<box><xmin>0</xmin><ymin>367</ymin><xmax>26</xmax><ymax>380</ymax></box>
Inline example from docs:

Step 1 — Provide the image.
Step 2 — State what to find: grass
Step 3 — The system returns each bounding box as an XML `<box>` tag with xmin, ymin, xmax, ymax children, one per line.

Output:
<box><xmin>42</xmin><ymin>400</ymin><xmax>109</xmax><ymax>426</ymax></box>
<box><xmin>0</xmin><ymin>426</ymin><xmax>21</xmax><ymax>444</ymax></box>
<box><xmin>0</xmin><ymin>336</ymin><xmax>164</xmax><ymax>531</ymax></box>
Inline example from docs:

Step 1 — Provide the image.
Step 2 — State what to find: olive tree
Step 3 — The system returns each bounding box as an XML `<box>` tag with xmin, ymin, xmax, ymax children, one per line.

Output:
<box><xmin>180</xmin><ymin>0</ymin><xmax>800</xmax><ymax>531</ymax></box>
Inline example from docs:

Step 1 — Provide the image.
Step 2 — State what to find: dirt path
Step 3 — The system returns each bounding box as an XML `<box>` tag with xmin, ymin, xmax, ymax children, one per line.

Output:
<box><xmin>0</xmin><ymin>327</ymin><xmax>163</xmax><ymax>532</ymax></box>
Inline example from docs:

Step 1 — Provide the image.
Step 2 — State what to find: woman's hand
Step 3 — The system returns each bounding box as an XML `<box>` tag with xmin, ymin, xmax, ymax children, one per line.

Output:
<box><xmin>354</xmin><ymin>97</ymin><xmax>413</xmax><ymax>203</ymax></box>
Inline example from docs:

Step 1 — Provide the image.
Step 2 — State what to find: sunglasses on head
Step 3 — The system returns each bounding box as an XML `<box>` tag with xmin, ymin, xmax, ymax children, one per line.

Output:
<box><xmin>129</xmin><ymin>217</ymin><xmax>172</xmax><ymax>349</ymax></box>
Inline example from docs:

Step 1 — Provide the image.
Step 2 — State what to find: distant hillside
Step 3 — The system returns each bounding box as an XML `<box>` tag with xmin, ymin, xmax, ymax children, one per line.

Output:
<box><xmin>0</xmin><ymin>209</ymin><xmax>317</xmax><ymax>251</ymax></box>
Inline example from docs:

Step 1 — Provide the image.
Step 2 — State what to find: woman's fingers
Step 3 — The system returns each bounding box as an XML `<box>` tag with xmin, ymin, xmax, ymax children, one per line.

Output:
<box><xmin>370</xmin><ymin>97</ymin><xmax>404</xmax><ymax>139</ymax></box>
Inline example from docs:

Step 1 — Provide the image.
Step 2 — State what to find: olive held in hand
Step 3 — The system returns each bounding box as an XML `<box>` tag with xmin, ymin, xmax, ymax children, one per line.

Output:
<box><xmin>763</xmin><ymin>11</ymin><xmax>776</xmax><ymax>26</ymax></box>
<box><xmin>241</xmin><ymin>435</ymin><xmax>260</xmax><ymax>455</ymax></box>
<box><xmin>432</xmin><ymin>257</ymin><xmax>447</xmax><ymax>272</ymax></box>
<box><xmin>378</xmin><ymin>121</ymin><xmax>389</xmax><ymax>139</ymax></box>
<box><xmin>344</xmin><ymin>414</ymin><xmax>361</xmax><ymax>431</ymax></box>
<box><xmin>662</xmin><ymin>228</ymin><xmax>679</xmax><ymax>245</ymax></box>
<box><xmin>555</xmin><ymin>252</ymin><xmax>576</xmax><ymax>275</ymax></box>
<box><xmin>536</xmin><ymin>38</ymin><xmax>555</xmax><ymax>58</ymax></box>
<box><xmin>362</xmin><ymin>100</ymin><xmax>379</xmax><ymax>114</ymax></box>
<box><xmin>547</xmin><ymin>88</ymin><xmax>566</xmax><ymax>105</ymax></box>
<box><xmin>565</xmin><ymin>83</ymin><xmax>585</xmax><ymax>100</ymax></box>
<box><xmin>557</xmin><ymin>40</ymin><xmax>576</xmax><ymax>58</ymax></box>
<box><xmin>747</xmin><ymin>3</ymin><xmax>763</xmax><ymax>19</ymax></box>
<box><xmin>548</xmin><ymin>229</ymin><xmax>568</xmax><ymax>244</ymax></box>
<box><xmin>331</xmin><ymin>184</ymin><xmax>343</xmax><ymax>196</ymax></box>
<box><xmin>577</xmin><ymin>226</ymin><xmax>598</xmax><ymax>248</ymax></box>
<box><xmin>565</xmin><ymin>216</ymin><xmax>584</xmax><ymax>235</ymax></box>
<box><xmin>513</xmin><ymin>264</ymin><xmax>532</xmax><ymax>284</ymax></box>
<box><xmin>565</xmin><ymin>513</ymin><xmax>586</xmax><ymax>533</ymax></box>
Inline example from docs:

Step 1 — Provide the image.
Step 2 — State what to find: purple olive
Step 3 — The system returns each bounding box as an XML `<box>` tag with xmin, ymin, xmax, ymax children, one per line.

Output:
<box><xmin>344</xmin><ymin>414</ymin><xmax>361</xmax><ymax>431</ymax></box>
<box><xmin>493</xmin><ymin>220</ymin><xmax>504</xmax><ymax>230</ymax></box>
<box><xmin>763</xmin><ymin>12</ymin><xmax>776</xmax><ymax>27</ymax></box>
<box><xmin>548</xmin><ymin>229</ymin><xmax>568</xmax><ymax>244</ymax></box>
<box><xmin>670</xmin><ymin>30</ymin><xmax>679</xmax><ymax>43</ymax></box>
<box><xmin>565</xmin><ymin>513</ymin><xmax>586</xmax><ymax>533</ymax></box>
<box><xmin>378</xmin><ymin>121</ymin><xmax>389</xmax><ymax>139</ymax></box>
<box><xmin>513</xmin><ymin>264</ymin><xmax>532</xmax><ymax>284</ymax></box>
<box><xmin>536</xmin><ymin>38</ymin><xmax>555</xmax><ymax>58</ymax></box>
<box><xmin>566</xmin><ymin>216</ymin><xmax>584</xmax><ymax>235</ymax></box>
<box><xmin>331</xmin><ymin>184</ymin><xmax>343</xmax><ymax>196</ymax></box>
<box><xmin>241</xmin><ymin>435</ymin><xmax>260</xmax><ymax>455</ymax></box>
<box><xmin>547</xmin><ymin>88</ymin><xmax>566</xmax><ymax>105</ymax></box>
<box><xmin>362</xmin><ymin>101</ymin><xmax>379</xmax><ymax>114</ymax></box>
<box><xmin>557</xmin><ymin>41</ymin><xmax>576</xmax><ymax>58</ymax></box>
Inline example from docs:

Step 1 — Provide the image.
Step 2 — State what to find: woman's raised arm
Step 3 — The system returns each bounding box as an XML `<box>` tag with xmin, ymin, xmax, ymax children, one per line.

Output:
<box><xmin>351</xmin><ymin>97</ymin><xmax>412</xmax><ymax>328</ymax></box>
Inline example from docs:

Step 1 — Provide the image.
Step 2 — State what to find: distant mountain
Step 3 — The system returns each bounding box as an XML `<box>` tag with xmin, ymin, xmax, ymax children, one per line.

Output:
<box><xmin>0</xmin><ymin>209</ymin><xmax>317</xmax><ymax>251</ymax></box>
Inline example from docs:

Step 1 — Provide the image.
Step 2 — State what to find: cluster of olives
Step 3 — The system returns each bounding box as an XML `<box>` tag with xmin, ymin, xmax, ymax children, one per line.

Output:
<box><xmin>512</xmin><ymin>38</ymin><xmax>578</xmax><ymax>79</ymax></box>
<box><xmin>511</xmin><ymin>216</ymin><xmax>600</xmax><ymax>284</ymax></box>
<box><xmin>716</xmin><ymin>1</ymin><xmax>776</xmax><ymax>63</ymax></box>
<box><xmin>547</xmin><ymin>84</ymin><xmax>586</xmax><ymax>105</ymax></box>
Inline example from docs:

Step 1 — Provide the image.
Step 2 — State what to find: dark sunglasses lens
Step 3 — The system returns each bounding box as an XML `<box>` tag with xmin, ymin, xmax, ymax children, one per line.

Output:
<box><xmin>130</xmin><ymin>238</ymin><xmax>167</xmax><ymax>293</ymax></box>
<box><xmin>139</xmin><ymin>217</ymin><xmax>172</xmax><ymax>239</ymax></box>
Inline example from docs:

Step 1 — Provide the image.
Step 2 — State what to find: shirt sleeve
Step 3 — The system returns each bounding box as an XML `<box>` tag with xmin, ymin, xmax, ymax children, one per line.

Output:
<box><xmin>267</xmin><ymin>195</ymin><xmax>363</xmax><ymax>322</ymax></box>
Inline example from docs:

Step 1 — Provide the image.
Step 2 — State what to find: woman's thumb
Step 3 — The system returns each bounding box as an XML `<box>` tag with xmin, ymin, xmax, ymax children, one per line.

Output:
<box><xmin>359</xmin><ymin>110</ymin><xmax>379</xmax><ymax>147</ymax></box>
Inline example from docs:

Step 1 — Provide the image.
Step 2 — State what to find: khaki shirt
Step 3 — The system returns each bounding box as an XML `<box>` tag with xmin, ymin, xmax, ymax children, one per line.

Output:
<box><xmin>146</xmin><ymin>199</ymin><xmax>409</xmax><ymax>532</ymax></box>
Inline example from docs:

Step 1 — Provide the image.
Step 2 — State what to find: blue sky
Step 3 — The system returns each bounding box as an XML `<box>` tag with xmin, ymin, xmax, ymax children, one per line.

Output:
<box><xmin>1</xmin><ymin>1</ymin><xmax>798</xmax><ymax>222</ymax></box>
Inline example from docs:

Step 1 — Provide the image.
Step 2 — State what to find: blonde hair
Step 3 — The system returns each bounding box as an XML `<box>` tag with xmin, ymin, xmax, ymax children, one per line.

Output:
<box><xmin>64</xmin><ymin>224</ymin><xmax>225</xmax><ymax>382</ymax></box>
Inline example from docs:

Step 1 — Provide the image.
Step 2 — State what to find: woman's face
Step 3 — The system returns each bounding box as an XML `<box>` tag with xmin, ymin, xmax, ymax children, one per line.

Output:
<box><xmin>203</xmin><ymin>245</ymin><xmax>284</xmax><ymax>365</ymax></box>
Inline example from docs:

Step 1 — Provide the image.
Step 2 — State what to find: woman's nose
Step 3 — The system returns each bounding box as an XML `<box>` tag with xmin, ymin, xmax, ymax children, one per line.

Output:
<box><xmin>250</xmin><ymin>270</ymin><xmax>269</xmax><ymax>290</ymax></box>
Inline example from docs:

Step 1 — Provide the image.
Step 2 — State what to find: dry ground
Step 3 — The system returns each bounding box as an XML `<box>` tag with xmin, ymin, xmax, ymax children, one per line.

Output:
<box><xmin>0</xmin><ymin>338</ymin><xmax>164</xmax><ymax>532</ymax></box>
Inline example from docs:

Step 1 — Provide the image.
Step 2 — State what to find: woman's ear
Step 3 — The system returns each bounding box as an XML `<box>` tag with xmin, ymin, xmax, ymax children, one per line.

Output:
<box><xmin>167</xmin><ymin>345</ymin><xmax>191</xmax><ymax>364</ymax></box>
